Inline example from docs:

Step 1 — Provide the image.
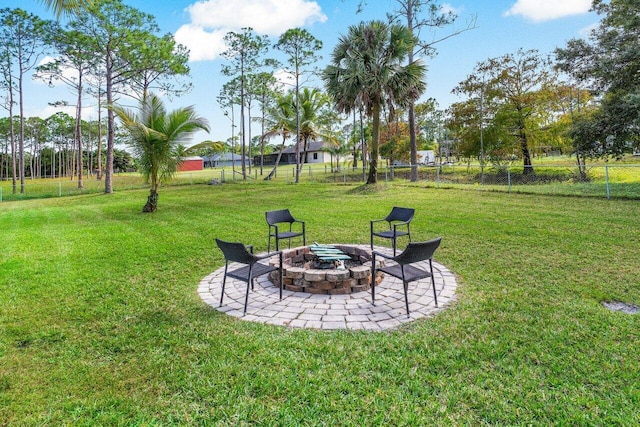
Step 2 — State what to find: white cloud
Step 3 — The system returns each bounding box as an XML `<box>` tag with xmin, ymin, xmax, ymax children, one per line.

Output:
<box><xmin>504</xmin><ymin>0</ymin><xmax>591</xmax><ymax>22</ymax></box>
<box><xmin>175</xmin><ymin>24</ymin><xmax>227</xmax><ymax>61</ymax></box>
<box><xmin>176</xmin><ymin>0</ymin><xmax>327</xmax><ymax>62</ymax></box>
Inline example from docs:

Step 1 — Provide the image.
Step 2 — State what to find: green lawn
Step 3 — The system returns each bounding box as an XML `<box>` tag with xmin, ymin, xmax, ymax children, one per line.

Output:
<box><xmin>1</xmin><ymin>182</ymin><xmax>639</xmax><ymax>425</ymax></box>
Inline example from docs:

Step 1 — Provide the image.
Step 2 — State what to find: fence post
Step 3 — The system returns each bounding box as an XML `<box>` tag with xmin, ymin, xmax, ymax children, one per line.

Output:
<box><xmin>385</xmin><ymin>166</ymin><xmax>388</xmax><ymax>182</ymax></box>
<box><xmin>59</xmin><ymin>182</ymin><xmax>62</xmax><ymax>197</ymax></box>
<box><xmin>0</xmin><ymin>186</ymin><xmax>2</xmax><ymax>203</ymax></box>
<box><xmin>343</xmin><ymin>169</ymin><xmax>346</xmax><ymax>185</ymax></box>
<box><xmin>221</xmin><ymin>169</ymin><xmax>225</xmax><ymax>182</ymax></box>
<box><xmin>190</xmin><ymin>173</ymin><xmax>193</xmax><ymax>185</ymax></box>
<box><xmin>508</xmin><ymin>167</ymin><xmax>511</xmax><ymax>193</ymax></box>
<box><xmin>605</xmin><ymin>165</ymin><xmax>610</xmax><ymax>199</ymax></box>
<box><xmin>436</xmin><ymin>166</ymin><xmax>440</xmax><ymax>188</ymax></box>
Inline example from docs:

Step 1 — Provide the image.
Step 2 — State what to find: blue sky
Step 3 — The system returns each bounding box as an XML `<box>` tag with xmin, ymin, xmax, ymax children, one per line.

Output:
<box><xmin>2</xmin><ymin>0</ymin><xmax>599</xmax><ymax>144</ymax></box>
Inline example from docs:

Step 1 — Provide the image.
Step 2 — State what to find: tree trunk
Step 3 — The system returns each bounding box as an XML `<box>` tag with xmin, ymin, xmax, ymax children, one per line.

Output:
<box><xmin>142</xmin><ymin>189</ymin><xmax>158</xmax><ymax>212</ymax></box>
<box><xmin>75</xmin><ymin>81</ymin><xmax>84</xmax><ymax>189</ymax></box>
<box><xmin>18</xmin><ymin>68</ymin><xmax>25</xmax><ymax>194</ymax></box>
<box><xmin>265</xmin><ymin>135</ymin><xmax>286</xmax><ymax>180</ymax></box>
<box><xmin>352</xmin><ymin>110</ymin><xmax>358</xmax><ymax>169</ymax></box>
<box><xmin>520</xmin><ymin>129</ymin><xmax>534</xmax><ymax>175</ymax></box>
<box><xmin>105</xmin><ymin>56</ymin><xmax>114</xmax><ymax>193</ymax></box>
<box><xmin>96</xmin><ymin>90</ymin><xmax>103</xmax><ymax>180</ymax></box>
<box><xmin>367</xmin><ymin>103</ymin><xmax>380</xmax><ymax>184</ymax></box>
<box><xmin>406</xmin><ymin>0</ymin><xmax>419</xmax><ymax>182</ymax></box>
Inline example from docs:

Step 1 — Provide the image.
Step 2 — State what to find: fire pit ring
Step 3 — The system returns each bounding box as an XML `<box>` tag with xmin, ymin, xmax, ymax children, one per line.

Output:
<box><xmin>268</xmin><ymin>244</ymin><xmax>384</xmax><ymax>295</ymax></box>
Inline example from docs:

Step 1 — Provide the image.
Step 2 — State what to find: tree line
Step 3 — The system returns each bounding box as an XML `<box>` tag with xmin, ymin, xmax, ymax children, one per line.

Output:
<box><xmin>1</xmin><ymin>0</ymin><xmax>190</xmax><ymax>195</ymax></box>
<box><xmin>447</xmin><ymin>0</ymin><xmax>640</xmax><ymax>179</ymax></box>
<box><xmin>3</xmin><ymin>0</ymin><xmax>638</xmax><ymax>196</ymax></box>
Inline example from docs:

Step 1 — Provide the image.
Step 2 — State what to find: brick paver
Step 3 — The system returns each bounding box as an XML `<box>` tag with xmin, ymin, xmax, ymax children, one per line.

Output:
<box><xmin>198</xmin><ymin>245</ymin><xmax>458</xmax><ymax>331</ymax></box>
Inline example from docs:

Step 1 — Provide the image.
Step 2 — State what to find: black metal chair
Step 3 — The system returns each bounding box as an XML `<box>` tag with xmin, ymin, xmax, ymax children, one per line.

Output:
<box><xmin>266</xmin><ymin>209</ymin><xmax>306</xmax><ymax>253</ymax></box>
<box><xmin>370</xmin><ymin>206</ymin><xmax>415</xmax><ymax>255</ymax></box>
<box><xmin>216</xmin><ymin>238</ymin><xmax>283</xmax><ymax>315</ymax></box>
<box><xmin>372</xmin><ymin>237</ymin><xmax>442</xmax><ymax>318</ymax></box>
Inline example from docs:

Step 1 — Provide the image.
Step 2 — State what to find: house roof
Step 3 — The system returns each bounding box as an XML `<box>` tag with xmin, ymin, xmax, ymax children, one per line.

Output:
<box><xmin>212</xmin><ymin>153</ymin><xmax>249</xmax><ymax>161</ymax></box>
<box><xmin>282</xmin><ymin>141</ymin><xmax>332</xmax><ymax>154</ymax></box>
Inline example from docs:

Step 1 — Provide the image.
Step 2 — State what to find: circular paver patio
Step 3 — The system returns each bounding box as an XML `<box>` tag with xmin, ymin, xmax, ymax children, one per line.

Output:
<box><xmin>198</xmin><ymin>245</ymin><xmax>458</xmax><ymax>331</ymax></box>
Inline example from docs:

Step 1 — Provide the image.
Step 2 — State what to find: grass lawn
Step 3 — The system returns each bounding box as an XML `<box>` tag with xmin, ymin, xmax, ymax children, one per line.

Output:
<box><xmin>1</xmin><ymin>181</ymin><xmax>639</xmax><ymax>425</ymax></box>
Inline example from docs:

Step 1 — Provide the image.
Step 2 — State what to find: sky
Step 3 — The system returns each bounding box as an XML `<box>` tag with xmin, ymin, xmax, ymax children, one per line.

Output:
<box><xmin>1</xmin><ymin>0</ymin><xmax>599</xmax><ymax>145</ymax></box>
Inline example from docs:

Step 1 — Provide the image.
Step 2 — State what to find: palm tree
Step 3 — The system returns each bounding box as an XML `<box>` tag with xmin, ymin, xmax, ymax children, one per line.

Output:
<box><xmin>323</xmin><ymin>20</ymin><xmax>426</xmax><ymax>184</ymax></box>
<box><xmin>296</xmin><ymin>88</ymin><xmax>336</xmax><ymax>178</ymax></box>
<box><xmin>112</xmin><ymin>93</ymin><xmax>209</xmax><ymax>212</ymax></box>
<box><xmin>39</xmin><ymin>0</ymin><xmax>92</xmax><ymax>18</ymax></box>
<box><xmin>263</xmin><ymin>91</ymin><xmax>295</xmax><ymax>180</ymax></box>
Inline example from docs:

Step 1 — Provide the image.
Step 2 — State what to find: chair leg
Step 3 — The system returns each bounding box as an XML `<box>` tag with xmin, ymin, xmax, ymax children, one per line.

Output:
<box><xmin>392</xmin><ymin>236</ymin><xmax>397</xmax><ymax>256</ymax></box>
<box><xmin>243</xmin><ymin>280</ymin><xmax>251</xmax><ymax>314</ymax></box>
<box><xmin>278</xmin><ymin>252</ymin><xmax>283</xmax><ymax>300</ymax></box>
<box><xmin>371</xmin><ymin>253</ymin><xmax>376</xmax><ymax>305</ymax></box>
<box><xmin>267</xmin><ymin>234</ymin><xmax>271</xmax><ymax>253</ymax></box>
<box><xmin>403</xmin><ymin>280</ymin><xmax>410</xmax><ymax>318</ymax></box>
<box><xmin>430</xmin><ymin>259</ymin><xmax>438</xmax><ymax>307</ymax></box>
<box><xmin>220</xmin><ymin>264</ymin><xmax>228</xmax><ymax>307</ymax></box>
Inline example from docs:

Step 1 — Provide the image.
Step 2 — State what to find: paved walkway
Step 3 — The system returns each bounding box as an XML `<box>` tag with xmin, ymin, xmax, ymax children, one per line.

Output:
<box><xmin>198</xmin><ymin>245</ymin><xmax>458</xmax><ymax>331</ymax></box>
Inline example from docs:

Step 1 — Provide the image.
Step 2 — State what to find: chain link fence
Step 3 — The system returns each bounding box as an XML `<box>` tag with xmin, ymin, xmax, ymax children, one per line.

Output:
<box><xmin>2</xmin><ymin>163</ymin><xmax>639</xmax><ymax>202</ymax></box>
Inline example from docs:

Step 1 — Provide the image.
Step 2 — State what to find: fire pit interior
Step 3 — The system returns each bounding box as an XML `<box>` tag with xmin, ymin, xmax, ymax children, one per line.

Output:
<box><xmin>268</xmin><ymin>244</ymin><xmax>384</xmax><ymax>295</ymax></box>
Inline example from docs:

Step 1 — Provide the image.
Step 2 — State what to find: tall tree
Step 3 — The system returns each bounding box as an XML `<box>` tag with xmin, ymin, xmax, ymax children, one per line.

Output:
<box><xmin>0</xmin><ymin>8</ymin><xmax>55</xmax><ymax>194</ymax></box>
<box><xmin>323</xmin><ymin>20</ymin><xmax>426</xmax><ymax>184</ymax></box>
<box><xmin>111</xmin><ymin>93</ymin><xmax>209</xmax><ymax>212</ymax></box>
<box><xmin>126</xmin><ymin>32</ymin><xmax>192</xmax><ymax>101</ymax></box>
<box><xmin>249</xmin><ymin>71</ymin><xmax>279</xmax><ymax>175</ymax></box>
<box><xmin>221</xmin><ymin>27</ymin><xmax>269</xmax><ymax>180</ymax></box>
<box><xmin>218</xmin><ymin>78</ymin><xmax>241</xmax><ymax>177</ymax></box>
<box><xmin>453</xmin><ymin>49</ymin><xmax>556</xmax><ymax>174</ymax></box>
<box><xmin>35</xmin><ymin>26</ymin><xmax>96</xmax><ymax>189</ymax></box>
<box><xmin>555</xmin><ymin>0</ymin><xmax>640</xmax><ymax>158</ymax></box>
<box><xmin>389</xmin><ymin>0</ymin><xmax>474</xmax><ymax>181</ymax></box>
<box><xmin>263</xmin><ymin>90</ymin><xmax>295</xmax><ymax>181</ymax></box>
<box><xmin>274</xmin><ymin>28</ymin><xmax>322</xmax><ymax>183</ymax></box>
<box><xmin>70</xmin><ymin>0</ymin><xmax>170</xmax><ymax>194</ymax></box>
<box><xmin>0</xmin><ymin>41</ymin><xmax>17</xmax><ymax>191</ymax></box>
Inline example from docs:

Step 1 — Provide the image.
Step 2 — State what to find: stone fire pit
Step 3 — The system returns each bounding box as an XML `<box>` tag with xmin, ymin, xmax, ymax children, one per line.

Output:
<box><xmin>268</xmin><ymin>245</ymin><xmax>384</xmax><ymax>295</ymax></box>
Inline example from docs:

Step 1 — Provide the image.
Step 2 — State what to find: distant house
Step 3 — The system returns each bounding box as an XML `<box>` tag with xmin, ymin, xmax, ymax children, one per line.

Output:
<box><xmin>207</xmin><ymin>153</ymin><xmax>252</xmax><ymax>168</ymax></box>
<box><xmin>256</xmin><ymin>141</ymin><xmax>332</xmax><ymax>166</ymax></box>
<box><xmin>178</xmin><ymin>156</ymin><xmax>203</xmax><ymax>172</ymax></box>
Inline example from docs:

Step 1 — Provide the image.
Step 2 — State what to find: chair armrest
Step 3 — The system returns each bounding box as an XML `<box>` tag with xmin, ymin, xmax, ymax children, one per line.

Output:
<box><xmin>370</xmin><ymin>218</ymin><xmax>389</xmax><ymax>233</ymax></box>
<box><xmin>392</xmin><ymin>220</ymin><xmax>411</xmax><ymax>231</ymax></box>
<box><xmin>246</xmin><ymin>244</ymin><xmax>254</xmax><ymax>254</ymax></box>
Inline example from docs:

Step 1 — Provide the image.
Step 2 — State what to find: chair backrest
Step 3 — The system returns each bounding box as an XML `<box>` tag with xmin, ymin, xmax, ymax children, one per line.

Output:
<box><xmin>393</xmin><ymin>237</ymin><xmax>442</xmax><ymax>265</ymax></box>
<box><xmin>266</xmin><ymin>209</ymin><xmax>295</xmax><ymax>226</ymax></box>
<box><xmin>385</xmin><ymin>206</ymin><xmax>415</xmax><ymax>223</ymax></box>
<box><xmin>216</xmin><ymin>238</ymin><xmax>256</xmax><ymax>264</ymax></box>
